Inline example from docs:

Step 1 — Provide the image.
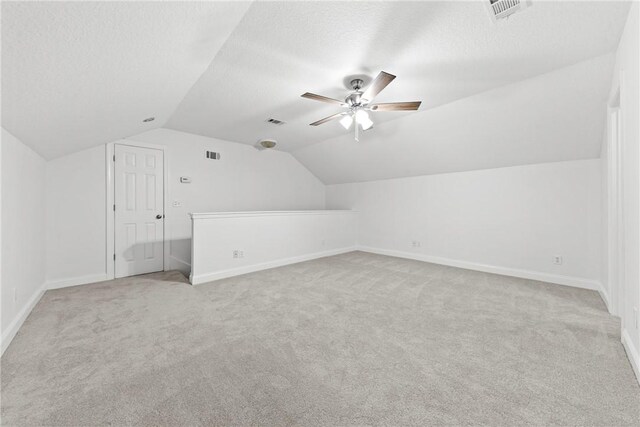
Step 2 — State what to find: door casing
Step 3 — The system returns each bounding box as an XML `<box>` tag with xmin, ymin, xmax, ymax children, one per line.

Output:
<box><xmin>607</xmin><ymin>105</ymin><xmax>623</xmax><ymax>317</ymax></box>
<box><xmin>106</xmin><ymin>140</ymin><xmax>169</xmax><ymax>280</ymax></box>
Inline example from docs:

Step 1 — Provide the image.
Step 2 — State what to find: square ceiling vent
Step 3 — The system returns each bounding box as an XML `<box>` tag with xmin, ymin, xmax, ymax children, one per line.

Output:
<box><xmin>486</xmin><ymin>0</ymin><xmax>530</xmax><ymax>22</ymax></box>
<box><xmin>266</xmin><ymin>118</ymin><xmax>286</xmax><ymax>126</ymax></box>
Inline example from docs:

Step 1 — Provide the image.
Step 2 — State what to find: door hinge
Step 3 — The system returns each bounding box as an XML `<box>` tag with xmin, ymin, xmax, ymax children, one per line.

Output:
<box><xmin>113</xmin><ymin>154</ymin><xmax>115</xmax><ymax>162</ymax></box>
<box><xmin>113</xmin><ymin>204</ymin><xmax>116</xmax><ymax>211</ymax></box>
<box><xmin>113</xmin><ymin>254</ymin><xmax>116</xmax><ymax>261</ymax></box>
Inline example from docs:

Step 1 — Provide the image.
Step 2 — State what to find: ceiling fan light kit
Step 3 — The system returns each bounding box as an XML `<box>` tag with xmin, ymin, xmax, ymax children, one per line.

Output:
<box><xmin>302</xmin><ymin>71</ymin><xmax>422</xmax><ymax>141</ymax></box>
<box><xmin>355</xmin><ymin>110</ymin><xmax>373</xmax><ymax>130</ymax></box>
<box><xmin>339</xmin><ymin>114</ymin><xmax>353</xmax><ymax>130</ymax></box>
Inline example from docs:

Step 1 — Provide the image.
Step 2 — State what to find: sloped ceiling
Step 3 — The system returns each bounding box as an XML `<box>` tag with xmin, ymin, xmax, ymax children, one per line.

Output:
<box><xmin>292</xmin><ymin>54</ymin><xmax>615</xmax><ymax>184</ymax></box>
<box><xmin>167</xmin><ymin>0</ymin><xmax>629</xmax><ymax>151</ymax></box>
<box><xmin>1</xmin><ymin>1</ymin><xmax>251</xmax><ymax>159</ymax></box>
<box><xmin>0</xmin><ymin>0</ymin><xmax>631</xmax><ymax>179</ymax></box>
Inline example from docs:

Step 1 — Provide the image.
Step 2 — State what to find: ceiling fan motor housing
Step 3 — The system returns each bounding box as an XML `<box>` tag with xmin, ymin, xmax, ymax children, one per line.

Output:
<box><xmin>345</xmin><ymin>92</ymin><xmax>364</xmax><ymax>107</ymax></box>
<box><xmin>350</xmin><ymin>78</ymin><xmax>364</xmax><ymax>91</ymax></box>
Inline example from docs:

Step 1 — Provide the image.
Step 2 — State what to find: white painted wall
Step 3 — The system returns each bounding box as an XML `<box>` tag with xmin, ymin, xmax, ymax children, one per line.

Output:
<box><xmin>1</xmin><ymin>128</ymin><xmax>47</xmax><ymax>354</ymax></box>
<box><xmin>45</xmin><ymin>145</ymin><xmax>107</xmax><ymax>287</ymax></box>
<box><xmin>126</xmin><ymin>128</ymin><xmax>326</xmax><ymax>273</ymax></box>
<box><xmin>605</xmin><ymin>1</ymin><xmax>640</xmax><ymax>380</ymax></box>
<box><xmin>327</xmin><ymin>159</ymin><xmax>602</xmax><ymax>289</ymax></box>
<box><xmin>190</xmin><ymin>210</ymin><xmax>356</xmax><ymax>284</ymax></box>
<box><xmin>44</xmin><ymin>128</ymin><xmax>326</xmax><ymax>284</ymax></box>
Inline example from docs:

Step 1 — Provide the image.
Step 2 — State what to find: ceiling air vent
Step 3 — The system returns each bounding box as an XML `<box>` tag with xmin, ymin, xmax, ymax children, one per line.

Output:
<box><xmin>205</xmin><ymin>151</ymin><xmax>220</xmax><ymax>160</ymax></box>
<box><xmin>487</xmin><ymin>0</ymin><xmax>530</xmax><ymax>22</ymax></box>
<box><xmin>266</xmin><ymin>118</ymin><xmax>286</xmax><ymax>126</ymax></box>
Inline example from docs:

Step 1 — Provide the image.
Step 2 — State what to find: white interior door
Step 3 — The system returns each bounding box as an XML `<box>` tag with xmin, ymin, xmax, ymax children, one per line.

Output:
<box><xmin>114</xmin><ymin>144</ymin><xmax>164</xmax><ymax>278</ymax></box>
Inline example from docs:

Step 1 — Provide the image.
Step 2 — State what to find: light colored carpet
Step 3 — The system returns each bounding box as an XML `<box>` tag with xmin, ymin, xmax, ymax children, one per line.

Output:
<box><xmin>1</xmin><ymin>251</ymin><xmax>639</xmax><ymax>426</ymax></box>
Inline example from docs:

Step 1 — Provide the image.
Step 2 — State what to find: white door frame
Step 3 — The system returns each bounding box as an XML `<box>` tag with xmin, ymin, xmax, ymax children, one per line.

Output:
<box><xmin>105</xmin><ymin>140</ymin><xmax>170</xmax><ymax>280</ymax></box>
<box><xmin>606</xmin><ymin>104</ymin><xmax>622</xmax><ymax>316</ymax></box>
<box><xmin>606</xmin><ymin>76</ymin><xmax>624</xmax><ymax>318</ymax></box>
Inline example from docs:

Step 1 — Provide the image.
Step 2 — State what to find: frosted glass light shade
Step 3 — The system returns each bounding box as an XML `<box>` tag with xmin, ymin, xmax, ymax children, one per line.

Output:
<box><xmin>339</xmin><ymin>114</ymin><xmax>353</xmax><ymax>129</ymax></box>
<box><xmin>355</xmin><ymin>110</ymin><xmax>373</xmax><ymax>130</ymax></box>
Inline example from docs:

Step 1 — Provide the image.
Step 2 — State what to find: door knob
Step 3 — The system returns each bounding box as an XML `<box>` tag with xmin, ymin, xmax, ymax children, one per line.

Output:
<box><xmin>156</xmin><ymin>214</ymin><xmax>163</xmax><ymax>219</ymax></box>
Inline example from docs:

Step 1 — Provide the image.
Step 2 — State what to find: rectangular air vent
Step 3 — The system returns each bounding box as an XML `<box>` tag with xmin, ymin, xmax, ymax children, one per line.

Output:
<box><xmin>487</xmin><ymin>0</ymin><xmax>530</xmax><ymax>22</ymax></box>
<box><xmin>205</xmin><ymin>151</ymin><xmax>220</xmax><ymax>160</ymax></box>
<box><xmin>266</xmin><ymin>118</ymin><xmax>286</xmax><ymax>126</ymax></box>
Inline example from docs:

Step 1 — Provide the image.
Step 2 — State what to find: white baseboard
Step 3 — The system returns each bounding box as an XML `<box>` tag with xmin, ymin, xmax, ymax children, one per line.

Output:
<box><xmin>1</xmin><ymin>283</ymin><xmax>47</xmax><ymax>356</ymax></box>
<box><xmin>168</xmin><ymin>256</ymin><xmax>191</xmax><ymax>276</ymax></box>
<box><xmin>356</xmin><ymin>246</ymin><xmax>602</xmax><ymax>291</ymax></box>
<box><xmin>190</xmin><ymin>247</ymin><xmax>357</xmax><ymax>285</ymax></box>
<box><xmin>598</xmin><ymin>285</ymin><xmax>611</xmax><ymax>313</ymax></box>
<box><xmin>622</xmin><ymin>328</ymin><xmax>640</xmax><ymax>385</ymax></box>
<box><xmin>46</xmin><ymin>273</ymin><xmax>109</xmax><ymax>290</ymax></box>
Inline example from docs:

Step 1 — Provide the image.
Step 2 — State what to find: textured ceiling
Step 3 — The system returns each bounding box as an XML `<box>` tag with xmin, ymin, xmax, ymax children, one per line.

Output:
<box><xmin>292</xmin><ymin>54</ymin><xmax>615</xmax><ymax>184</ymax></box>
<box><xmin>167</xmin><ymin>0</ymin><xmax>630</xmax><ymax>151</ymax></box>
<box><xmin>1</xmin><ymin>1</ymin><xmax>251</xmax><ymax>159</ymax></box>
<box><xmin>0</xmin><ymin>0</ymin><xmax>631</xmax><ymax>173</ymax></box>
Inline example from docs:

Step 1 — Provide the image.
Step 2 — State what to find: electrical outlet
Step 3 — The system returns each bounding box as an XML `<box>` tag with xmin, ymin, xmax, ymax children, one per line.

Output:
<box><xmin>238</xmin><ymin>250</ymin><xmax>244</xmax><ymax>258</ymax></box>
<box><xmin>552</xmin><ymin>256</ymin><xmax>563</xmax><ymax>265</ymax></box>
<box><xmin>412</xmin><ymin>241</ymin><xmax>421</xmax><ymax>248</ymax></box>
<box><xmin>233</xmin><ymin>250</ymin><xmax>239</xmax><ymax>259</ymax></box>
<box><xmin>172</xmin><ymin>200</ymin><xmax>183</xmax><ymax>208</ymax></box>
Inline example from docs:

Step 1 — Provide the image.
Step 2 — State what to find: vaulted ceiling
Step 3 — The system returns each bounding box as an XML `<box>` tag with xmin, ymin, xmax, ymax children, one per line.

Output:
<box><xmin>1</xmin><ymin>1</ymin><xmax>631</xmax><ymax>182</ymax></box>
<box><xmin>1</xmin><ymin>1</ymin><xmax>251</xmax><ymax>159</ymax></box>
<box><xmin>295</xmin><ymin>53</ymin><xmax>615</xmax><ymax>184</ymax></box>
<box><xmin>167</xmin><ymin>0</ymin><xmax>629</xmax><ymax>151</ymax></box>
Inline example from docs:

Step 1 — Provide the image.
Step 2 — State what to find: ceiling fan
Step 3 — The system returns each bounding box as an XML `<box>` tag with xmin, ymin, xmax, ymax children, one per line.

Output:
<box><xmin>301</xmin><ymin>71</ymin><xmax>421</xmax><ymax>141</ymax></box>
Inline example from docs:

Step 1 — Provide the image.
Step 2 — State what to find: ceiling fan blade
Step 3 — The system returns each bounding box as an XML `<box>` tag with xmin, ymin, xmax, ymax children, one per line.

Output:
<box><xmin>361</xmin><ymin>71</ymin><xmax>396</xmax><ymax>102</ymax></box>
<box><xmin>310</xmin><ymin>112</ymin><xmax>344</xmax><ymax>126</ymax></box>
<box><xmin>301</xmin><ymin>92</ymin><xmax>345</xmax><ymax>105</ymax></box>
<box><xmin>370</xmin><ymin>101</ymin><xmax>422</xmax><ymax>111</ymax></box>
